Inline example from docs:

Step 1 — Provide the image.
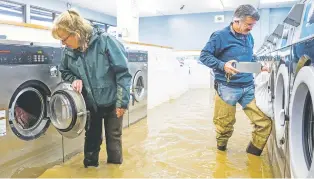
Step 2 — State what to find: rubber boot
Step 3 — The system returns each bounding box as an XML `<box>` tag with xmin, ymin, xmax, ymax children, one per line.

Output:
<box><xmin>246</xmin><ymin>142</ymin><xmax>263</xmax><ymax>156</ymax></box>
<box><xmin>217</xmin><ymin>144</ymin><xmax>227</xmax><ymax>151</ymax></box>
<box><xmin>83</xmin><ymin>151</ymin><xmax>100</xmax><ymax>168</ymax></box>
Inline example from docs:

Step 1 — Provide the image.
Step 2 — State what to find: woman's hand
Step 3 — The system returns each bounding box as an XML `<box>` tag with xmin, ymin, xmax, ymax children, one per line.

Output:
<box><xmin>116</xmin><ymin>108</ymin><xmax>126</xmax><ymax>118</ymax></box>
<box><xmin>72</xmin><ymin>80</ymin><xmax>83</xmax><ymax>93</ymax></box>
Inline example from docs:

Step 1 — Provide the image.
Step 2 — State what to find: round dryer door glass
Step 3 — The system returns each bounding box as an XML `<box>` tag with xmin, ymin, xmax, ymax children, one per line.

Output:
<box><xmin>49</xmin><ymin>83</ymin><xmax>88</xmax><ymax>139</ymax></box>
<box><xmin>133</xmin><ymin>71</ymin><xmax>145</xmax><ymax>102</ymax></box>
<box><xmin>49</xmin><ymin>94</ymin><xmax>73</xmax><ymax>130</ymax></box>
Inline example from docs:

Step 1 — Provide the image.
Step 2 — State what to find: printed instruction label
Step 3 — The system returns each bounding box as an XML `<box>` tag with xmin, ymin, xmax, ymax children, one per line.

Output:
<box><xmin>0</xmin><ymin>110</ymin><xmax>6</xmax><ymax>136</ymax></box>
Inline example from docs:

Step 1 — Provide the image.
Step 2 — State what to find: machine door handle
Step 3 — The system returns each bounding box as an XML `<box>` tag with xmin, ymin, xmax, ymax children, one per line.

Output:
<box><xmin>143</xmin><ymin>63</ymin><xmax>148</xmax><ymax>70</ymax></box>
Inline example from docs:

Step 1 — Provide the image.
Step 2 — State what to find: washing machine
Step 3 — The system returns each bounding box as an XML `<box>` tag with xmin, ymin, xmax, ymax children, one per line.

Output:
<box><xmin>0</xmin><ymin>40</ymin><xmax>88</xmax><ymax>177</ymax></box>
<box><xmin>125</xmin><ymin>49</ymin><xmax>148</xmax><ymax>127</ymax></box>
<box><xmin>269</xmin><ymin>46</ymin><xmax>292</xmax><ymax>178</ymax></box>
<box><xmin>289</xmin><ymin>0</ymin><xmax>314</xmax><ymax>177</ymax></box>
<box><xmin>289</xmin><ymin>38</ymin><xmax>314</xmax><ymax>179</ymax></box>
<box><xmin>259</xmin><ymin>46</ymin><xmax>293</xmax><ymax>178</ymax></box>
<box><xmin>257</xmin><ymin>1</ymin><xmax>314</xmax><ymax>178</ymax></box>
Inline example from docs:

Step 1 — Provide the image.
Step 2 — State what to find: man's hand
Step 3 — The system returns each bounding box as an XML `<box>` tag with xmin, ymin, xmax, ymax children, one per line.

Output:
<box><xmin>116</xmin><ymin>108</ymin><xmax>126</xmax><ymax>118</ymax></box>
<box><xmin>261</xmin><ymin>66</ymin><xmax>270</xmax><ymax>72</ymax></box>
<box><xmin>72</xmin><ymin>80</ymin><xmax>83</xmax><ymax>93</ymax></box>
<box><xmin>224</xmin><ymin>60</ymin><xmax>239</xmax><ymax>75</ymax></box>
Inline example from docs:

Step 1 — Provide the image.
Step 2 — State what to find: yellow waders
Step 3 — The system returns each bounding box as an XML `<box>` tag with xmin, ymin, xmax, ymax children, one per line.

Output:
<box><xmin>213</xmin><ymin>94</ymin><xmax>272</xmax><ymax>154</ymax></box>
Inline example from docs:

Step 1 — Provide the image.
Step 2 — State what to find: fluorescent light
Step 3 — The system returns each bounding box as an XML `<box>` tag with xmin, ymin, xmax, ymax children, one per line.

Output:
<box><xmin>260</xmin><ymin>0</ymin><xmax>297</xmax><ymax>3</ymax></box>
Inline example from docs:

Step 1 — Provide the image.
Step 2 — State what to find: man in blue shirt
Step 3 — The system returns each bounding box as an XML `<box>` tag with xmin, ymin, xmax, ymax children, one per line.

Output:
<box><xmin>200</xmin><ymin>4</ymin><xmax>272</xmax><ymax>156</ymax></box>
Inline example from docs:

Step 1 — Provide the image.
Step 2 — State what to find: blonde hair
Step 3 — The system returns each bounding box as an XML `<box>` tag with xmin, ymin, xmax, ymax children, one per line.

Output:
<box><xmin>52</xmin><ymin>8</ymin><xmax>93</xmax><ymax>51</ymax></box>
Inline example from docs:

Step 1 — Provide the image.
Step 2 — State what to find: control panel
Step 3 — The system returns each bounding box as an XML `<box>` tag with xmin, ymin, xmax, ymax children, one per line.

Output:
<box><xmin>0</xmin><ymin>41</ymin><xmax>62</xmax><ymax>65</ymax></box>
<box><xmin>127</xmin><ymin>50</ymin><xmax>148</xmax><ymax>62</ymax></box>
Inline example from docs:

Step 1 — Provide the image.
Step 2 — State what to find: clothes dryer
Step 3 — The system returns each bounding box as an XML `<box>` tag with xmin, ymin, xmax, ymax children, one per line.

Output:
<box><xmin>125</xmin><ymin>50</ymin><xmax>148</xmax><ymax>127</ymax></box>
<box><xmin>0</xmin><ymin>40</ymin><xmax>88</xmax><ymax>177</ymax></box>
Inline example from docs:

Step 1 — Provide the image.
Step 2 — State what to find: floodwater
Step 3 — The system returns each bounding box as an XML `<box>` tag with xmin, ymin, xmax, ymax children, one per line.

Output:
<box><xmin>38</xmin><ymin>89</ymin><xmax>273</xmax><ymax>178</ymax></box>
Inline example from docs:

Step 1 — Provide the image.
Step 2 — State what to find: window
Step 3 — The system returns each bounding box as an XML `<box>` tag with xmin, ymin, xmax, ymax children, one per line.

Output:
<box><xmin>106</xmin><ymin>24</ymin><xmax>116</xmax><ymax>32</ymax></box>
<box><xmin>107</xmin><ymin>25</ymin><xmax>118</xmax><ymax>35</ymax></box>
<box><xmin>0</xmin><ymin>0</ymin><xmax>24</xmax><ymax>22</ymax></box>
<box><xmin>30</xmin><ymin>6</ymin><xmax>54</xmax><ymax>27</ymax></box>
<box><xmin>90</xmin><ymin>20</ymin><xmax>107</xmax><ymax>31</ymax></box>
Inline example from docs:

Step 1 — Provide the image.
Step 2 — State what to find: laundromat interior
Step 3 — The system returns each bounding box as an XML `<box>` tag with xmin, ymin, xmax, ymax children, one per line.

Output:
<box><xmin>1</xmin><ymin>0</ymin><xmax>314</xmax><ymax>178</ymax></box>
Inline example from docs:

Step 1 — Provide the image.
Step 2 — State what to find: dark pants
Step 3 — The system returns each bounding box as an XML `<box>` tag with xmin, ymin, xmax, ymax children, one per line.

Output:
<box><xmin>84</xmin><ymin>104</ymin><xmax>123</xmax><ymax>164</ymax></box>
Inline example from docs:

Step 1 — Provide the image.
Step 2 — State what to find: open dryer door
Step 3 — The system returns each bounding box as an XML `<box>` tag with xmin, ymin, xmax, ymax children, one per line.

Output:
<box><xmin>48</xmin><ymin>82</ymin><xmax>87</xmax><ymax>139</ymax></box>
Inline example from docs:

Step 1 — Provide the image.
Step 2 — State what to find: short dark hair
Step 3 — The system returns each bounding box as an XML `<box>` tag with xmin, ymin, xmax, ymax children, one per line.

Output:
<box><xmin>233</xmin><ymin>4</ymin><xmax>260</xmax><ymax>21</ymax></box>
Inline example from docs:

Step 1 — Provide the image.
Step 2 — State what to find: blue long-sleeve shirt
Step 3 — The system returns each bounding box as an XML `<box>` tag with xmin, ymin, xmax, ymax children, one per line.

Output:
<box><xmin>200</xmin><ymin>24</ymin><xmax>255</xmax><ymax>87</ymax></box>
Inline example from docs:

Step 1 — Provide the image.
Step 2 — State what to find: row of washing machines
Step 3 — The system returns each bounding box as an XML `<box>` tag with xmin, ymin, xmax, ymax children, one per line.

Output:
<box><xmin>256</xmin><ymin>0</ymin><xmax>314</xmax><ymax>178</ymax></box>
<box><xmin>0</xmin><ymin>39</ymin><xmax>148</xmax><ymax>177</ymax></box>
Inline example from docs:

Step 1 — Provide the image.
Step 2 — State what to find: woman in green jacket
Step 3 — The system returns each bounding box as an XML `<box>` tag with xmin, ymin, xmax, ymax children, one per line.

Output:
<box><xmin>51</xmin><ymin>8</ymin><xmax>132</xmax><ymax>168</ymax></box>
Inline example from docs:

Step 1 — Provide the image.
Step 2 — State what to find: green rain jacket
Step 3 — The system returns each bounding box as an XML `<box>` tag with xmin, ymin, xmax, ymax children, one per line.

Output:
<box><xmin>59</xmin><ymin>28</ymin><xmax>132</xmax><ymax>112</ymax></box>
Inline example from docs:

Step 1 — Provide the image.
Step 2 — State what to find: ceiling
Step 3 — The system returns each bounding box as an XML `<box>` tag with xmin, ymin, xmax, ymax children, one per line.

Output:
<box><xmin>59</xmin><ymin>0</ymin><xmax>298</xmax><ymax>17</ymax></box>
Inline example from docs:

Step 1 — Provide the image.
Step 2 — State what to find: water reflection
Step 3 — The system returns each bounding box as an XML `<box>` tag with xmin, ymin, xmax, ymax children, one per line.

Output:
<box><xmin>38</xmin><ymin>89</ymin><xmax>273</xmax><ymax>178</ymax></box>
<box><xmin>213</xmin><ymin>150</ymin><xmax>270</xmax><ymax>178</ymax></box>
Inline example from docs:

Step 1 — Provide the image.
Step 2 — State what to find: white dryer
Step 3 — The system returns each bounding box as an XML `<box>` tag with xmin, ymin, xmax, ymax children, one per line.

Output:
<box><xmin>125</xmin><ymin>50</ymin><xmax>148</xmax><ymax>127</ymax></box>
